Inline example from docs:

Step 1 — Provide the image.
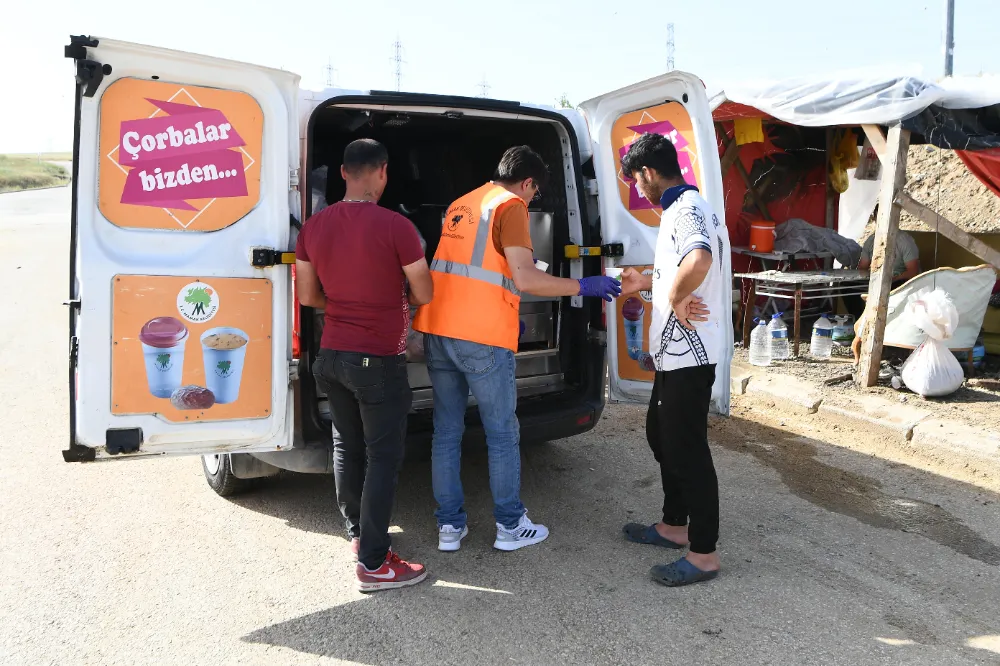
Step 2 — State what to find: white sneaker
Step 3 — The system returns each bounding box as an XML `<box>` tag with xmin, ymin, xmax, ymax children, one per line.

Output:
<box><xmin>438</xmin><ymin>525</ymin><xmax>469</xmax><ymax>552</ymax></box>
<box><xmin>493</xmin><ymin>514</ymin><xmax>549</xmax><ymax>551</ymax></box>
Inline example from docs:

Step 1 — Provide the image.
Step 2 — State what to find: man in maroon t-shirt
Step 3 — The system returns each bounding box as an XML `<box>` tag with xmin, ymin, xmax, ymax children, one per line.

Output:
<box><xmin>295</xmin><ymin>139</ymin><xmax>433</xmax><ymax>592</ymax></box>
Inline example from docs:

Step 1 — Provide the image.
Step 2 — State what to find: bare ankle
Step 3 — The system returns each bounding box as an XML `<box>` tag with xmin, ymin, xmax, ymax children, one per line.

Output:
<box><xmin>655</xmin><ymin>522</ymin><xmax>690</xmax><ymax>544</ymax></box>
<box><xmin>686</xmin><ymin>551</ymin><xmax>721</xmax><ymax>571</ymax></box>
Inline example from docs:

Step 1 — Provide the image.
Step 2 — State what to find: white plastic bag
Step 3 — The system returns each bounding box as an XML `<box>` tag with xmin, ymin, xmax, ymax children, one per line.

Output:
<box><xmin>899</xmin><ymin>289</ymin><xmax>964</xmax><ymax>397</ymax></box>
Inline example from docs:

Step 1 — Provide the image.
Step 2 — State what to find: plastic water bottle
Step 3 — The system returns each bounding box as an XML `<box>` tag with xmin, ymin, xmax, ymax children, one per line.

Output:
<box><xmin>810</xmin><ymin>313</ymin><xmax>834</xmax><ymax>359</ymax></box>
<box><xmin>768</xmin><ymin>313</ymin><xmax>790</xmax><ymax>360</ymax></box>
<box><xmin>749</xmin><ymin>318</ymin><xmax>772</xmax><ymax>367</ymax></box>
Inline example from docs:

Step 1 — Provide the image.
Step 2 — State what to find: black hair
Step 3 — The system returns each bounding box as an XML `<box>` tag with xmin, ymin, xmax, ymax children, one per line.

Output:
<box><xmin>620</xmin><ymin>133</ymin><xmax>683</xmax><ymax>181</ymax></box>
<box><xmin>492</xmin><ymin>145</ymin><xmax>550</xmax><ymax>188</ymax></box>
<box><xmin>343</xmin><ymin>138</ymin><xmax>388</xmax><ymax>177</ymax></box>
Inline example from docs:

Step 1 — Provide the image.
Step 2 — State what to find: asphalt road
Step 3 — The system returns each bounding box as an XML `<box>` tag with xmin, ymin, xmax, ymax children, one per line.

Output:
<box><xmin>2</xmin><ymin>186</ymin><xmax>999</xmax><ymax>665</ymax></box>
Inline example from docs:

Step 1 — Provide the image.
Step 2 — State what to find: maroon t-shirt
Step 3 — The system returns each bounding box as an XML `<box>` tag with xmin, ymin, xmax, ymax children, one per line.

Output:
<box><xmin>296</xmin><ymin>201</ymin><xmax>424</xmax><ymax>356</ymax></box>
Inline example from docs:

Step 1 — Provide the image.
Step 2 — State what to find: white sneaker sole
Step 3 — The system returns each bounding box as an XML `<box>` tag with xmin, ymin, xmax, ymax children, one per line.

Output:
<box><xmin>438</xmin><ymin>526</ymin><xmax>469</xmax><ymax>552</ymax></box>
<box><xmin>493</xmin><ymin>532</ymin><xmax>549</xmax><ymax>551</ymax></box>
<box><xmin>357</xmin><ymin>570</ymin><xmax>428</xmax><ymax>593</ymax></box>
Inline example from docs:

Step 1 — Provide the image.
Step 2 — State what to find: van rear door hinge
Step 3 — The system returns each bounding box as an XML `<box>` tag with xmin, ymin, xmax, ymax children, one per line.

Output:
<box><xmin>251</xmin><ymin>248</ymin><xmax>295</xmax><ymax>267</ymax></box>
<box><xmin>289</xmin><ymin>168</ymin><xmax>300</xmax><ymax>190</ymax></box>
<box><xmin>564</xmin><ymin>243</ymin><xmax>625</xmax><ymax>259</ymax></box>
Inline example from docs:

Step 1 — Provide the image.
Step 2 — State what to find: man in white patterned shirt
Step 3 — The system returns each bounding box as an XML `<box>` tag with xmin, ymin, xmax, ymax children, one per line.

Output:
<box><xmin>619</xmin><ymin>132</ymin><xmax>730</xmax><ymax>587</ymax></box>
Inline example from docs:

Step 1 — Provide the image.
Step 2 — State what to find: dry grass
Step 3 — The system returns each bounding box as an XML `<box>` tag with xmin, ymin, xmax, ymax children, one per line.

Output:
<box><xmin>0</xmin><ymin>155</ymin><xmax>71</xmax><ymax>193</ymax></box>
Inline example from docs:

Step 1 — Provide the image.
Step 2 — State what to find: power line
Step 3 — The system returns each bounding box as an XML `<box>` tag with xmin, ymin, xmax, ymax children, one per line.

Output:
<box><xmin>666</xmin><ymin>23</ymin><xmax>675</xmax><ymax>71</ymax></box>
<box><xmin>391</xmin><ymin>38</ymin><xmax>407</xmax><ymax>92</ymax></box>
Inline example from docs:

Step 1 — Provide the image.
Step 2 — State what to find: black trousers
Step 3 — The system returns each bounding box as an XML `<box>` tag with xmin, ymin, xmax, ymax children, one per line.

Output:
<box><xmin>312</xmin><ymin>350</ymin><xmax>412</xmax><ymax>570</ymax></box>
<box><xmin>645</xmin><ymin>364</ymin><xmax>719</xmax><ymax>555</ymax></box>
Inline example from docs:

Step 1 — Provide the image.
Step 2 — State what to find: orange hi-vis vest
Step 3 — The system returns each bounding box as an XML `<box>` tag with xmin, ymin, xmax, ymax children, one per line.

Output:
<box><xmin>413</xmin><ymin>183</ymin><xmax>522</xmax><ymax>351</ymax></box>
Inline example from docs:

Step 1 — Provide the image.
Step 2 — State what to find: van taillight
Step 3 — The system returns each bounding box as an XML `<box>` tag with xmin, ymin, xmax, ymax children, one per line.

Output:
<box><xmin>291</xmin><ymin>265</ymin><xmax>301</xmax><ymax>359</ymax></box>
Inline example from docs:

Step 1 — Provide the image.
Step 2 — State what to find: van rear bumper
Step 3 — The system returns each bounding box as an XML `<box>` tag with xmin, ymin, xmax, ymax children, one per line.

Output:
<box><xmin>402</xmin><ymin>392</ymin><xmax>605</xmax><ymax>448</ymax></box>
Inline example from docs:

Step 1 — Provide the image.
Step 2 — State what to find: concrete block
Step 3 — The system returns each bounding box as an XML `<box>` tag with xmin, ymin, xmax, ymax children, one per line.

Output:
<box><xmin>731</xmin><ymin>373</ymin><xmax>751</xmax><ymax>395</ymax></box>
<box><xmin>819</xmin><ymin>393</ymin><xmax>932</xmax><ymax>439</ymax></box>
<box><xmin>911</xmin><ymin>418</ymin><xmax>1000</xmax><ymax>458</ymax></box>
<box><xmin>745</xmin><ymin>373</ymin><xmax>823</xmax><ymax>413</ymax></box>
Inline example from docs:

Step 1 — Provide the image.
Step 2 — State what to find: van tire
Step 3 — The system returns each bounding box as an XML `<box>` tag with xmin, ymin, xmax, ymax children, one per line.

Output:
<box><xmin>202</xmin><ymin>454</ymin><xmax>254</xmax><ymax>497</ymax></box>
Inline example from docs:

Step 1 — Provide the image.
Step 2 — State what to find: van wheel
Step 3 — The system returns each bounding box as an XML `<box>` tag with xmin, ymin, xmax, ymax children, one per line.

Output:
<box><xmin>202</xmin><ymin>454</ymin><xmax>253</xmax><ymax>497</ymax></box>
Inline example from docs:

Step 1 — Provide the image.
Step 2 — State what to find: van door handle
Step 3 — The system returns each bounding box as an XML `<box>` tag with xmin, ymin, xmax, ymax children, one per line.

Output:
<box><xmin>563</xmin><ymin>243</ymin><xmax>625</xmax><ymax>259</ymax></box>
<box><xmin>250</xmin><ymin>248</ymin><xmax>295</xmax><ymax>267</ymax></box>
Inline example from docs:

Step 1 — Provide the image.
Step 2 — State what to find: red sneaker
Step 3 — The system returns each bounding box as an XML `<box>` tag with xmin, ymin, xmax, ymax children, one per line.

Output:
<box><xmin>350</xmin><ymin>538</ymin><xmax>360</xmax><ymax>561</ymax></box>
<box><xmin>356</xmin><ymin>551</ymin><xmax>427</xmax><ymax>593</ymax></box>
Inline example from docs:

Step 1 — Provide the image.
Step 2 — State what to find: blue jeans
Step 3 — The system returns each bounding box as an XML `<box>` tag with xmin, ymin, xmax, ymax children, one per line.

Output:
<box><xmin>424</xmin><ymin>333</ymin><xmax>525</xmax><ymax>530</ymax></box>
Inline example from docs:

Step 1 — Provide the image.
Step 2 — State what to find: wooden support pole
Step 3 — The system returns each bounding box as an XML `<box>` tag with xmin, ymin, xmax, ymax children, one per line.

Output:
<box><xmin>720</xmin><ymin>134</ymin><xmax>741</xmax><ymax>176</ymax></box>
<box><xmin>793</xmin><ymin>287</ymin><xmax>802</xmax><ymax>357</ymax></box>
<box><xmin>741</xmin><ymin>280</ymin><xmax>757</xmax><ymax>348</ymax></box>
<box><xmin>858</xmin><ymin>125</ymin><xmax>911</xmax><ymax>388</ymax></box>
<box><xmin>824</xmin><ymin>128</ymin><xmax>837</xmax><ymax>270</ymax></box>
<box><xmin>716</xmin><ymin>122</ymin><xmax>771</xmax><ymax>220</ymax></box>
<box><xmin>861</xmin><ymin>125</ymin><xmax>887</xmax><ymax>160</ymax></box>
<box><xmin>895</xmin><ymin>192</ymin><xmax>1000</xmax><ymax>270</ymax></box>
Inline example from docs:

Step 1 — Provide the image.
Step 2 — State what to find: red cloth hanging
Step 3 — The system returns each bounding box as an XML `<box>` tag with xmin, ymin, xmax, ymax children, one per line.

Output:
<box><xmin>957</xmin><ymin>148</ymin><xmax>1000</xmax><ymax>198</ymax></box>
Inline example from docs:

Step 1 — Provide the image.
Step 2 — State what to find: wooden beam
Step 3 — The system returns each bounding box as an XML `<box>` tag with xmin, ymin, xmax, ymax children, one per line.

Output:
<box><xmin>895</xmin><ymin>192</ymin><xmax>1000</xmax><ymax>270</ymax></box>
<box><xmin>862</xmin><ymin>125</ymin><xmax>887</xmax><ymax>160</ymax></box>
<box><xmin>857</xmin><ymin>125</ymin><xmax>911</xmax><ymax>388</ymax></box>
<box><xmin>716</xmin><ymin>122</ymin><xmax>771</xmax><ymax>220</ymax></box>
<box><xmin>720</xmin><ymin>137</ymin><xmax>741</xmax><ymax>177</ymax></box>
<box><xmin>824</xmin><ymin>129</ymin><xmax>837</xmax><ymax>270</ymax></box>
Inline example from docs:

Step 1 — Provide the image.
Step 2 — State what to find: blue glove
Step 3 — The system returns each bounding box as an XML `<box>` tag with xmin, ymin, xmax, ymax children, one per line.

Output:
<box><xmin>578</xmin><ymin>276</ymin><xmax>622</xmax><ymax>302</ymax></box>
<box><xmin>519</xmin><ymin>320</ymin><xmax>526</xmax><ymax>339</ymax></box>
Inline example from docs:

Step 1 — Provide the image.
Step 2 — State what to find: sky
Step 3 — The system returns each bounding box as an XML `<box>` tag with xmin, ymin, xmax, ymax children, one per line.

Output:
<box><xmin>2</xmin><ymin>0</ymin><xmax>999</xmax><ymax>154</ymax></box>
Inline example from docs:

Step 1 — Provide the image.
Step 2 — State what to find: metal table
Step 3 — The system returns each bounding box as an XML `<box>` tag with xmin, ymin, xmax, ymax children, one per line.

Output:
<box><xmin>732</xmin><ymin>246</ymin><xmax>835</xmax><ymax>272</ymax></box>
<box><xmin>735</xmin><ymin>270</ymin><xmax>870</xmax><ymax>356</ymax></box>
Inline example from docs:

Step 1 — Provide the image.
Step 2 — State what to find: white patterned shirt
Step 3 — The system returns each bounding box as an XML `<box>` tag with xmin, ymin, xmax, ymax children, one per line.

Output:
<box><xmin>649</xmin><ymin>188</ymin><xmax>730</xmax><ymax>372</ymax></box>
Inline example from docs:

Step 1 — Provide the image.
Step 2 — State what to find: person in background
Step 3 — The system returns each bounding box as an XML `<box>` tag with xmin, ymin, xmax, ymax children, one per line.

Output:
<box><xmin>413</xmin><ymin>146</ymin><xmax>622</xmax><ymax>553</ymax></box>
<box><xmin>844</xmin><ymin>227</ymin><xmax>921</xmax><ymax>321</ymax></box>
<box><xmin>295</xmin><ymin>139</ymin><xmax>433</xmax><ymax>593</ymax></box>
<box><xmin>858</xmin><ymin>229</ymin><xmax>921</xmax><ymax>281</ymax></box>
<box><xmin>617</xmin><ymin>133</ymin><xmax>728</xmax><ymax>587</ymax></box>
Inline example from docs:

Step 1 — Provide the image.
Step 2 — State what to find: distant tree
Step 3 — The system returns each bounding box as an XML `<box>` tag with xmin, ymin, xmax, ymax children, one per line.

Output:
<box><xmin>557</xmin><ymin>93</ymin><xmax>574</xmax><ymax>109</ymax></box>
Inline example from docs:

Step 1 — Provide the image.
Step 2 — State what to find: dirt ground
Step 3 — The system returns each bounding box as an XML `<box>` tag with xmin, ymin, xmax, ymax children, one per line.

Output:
<box><xmin>862</xmin><ymin>144</ymin><xmax>1000</xmax><ymax>237</ymax></box>
<box><xmin>732</xmin><ymin>345</ymin><xmax>1000</xmax><ymax>435</ymax></box>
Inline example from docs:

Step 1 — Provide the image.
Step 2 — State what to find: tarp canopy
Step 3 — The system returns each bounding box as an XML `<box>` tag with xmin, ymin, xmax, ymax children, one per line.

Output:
<box><xmin>711</xmin><ymin>70</ymin><xmax>1000</xmax><ymax>226</ymax></box>
<box><xmin>710</xmin><ymin>70</ymin><xmax>1000</xmax><ymax>128</ymax></box>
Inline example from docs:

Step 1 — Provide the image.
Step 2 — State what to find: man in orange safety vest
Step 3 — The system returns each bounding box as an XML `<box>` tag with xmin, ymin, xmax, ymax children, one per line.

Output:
<box><xmin>413</xmin><ymin>145</ymin><xmax>621</xmax><ymax>553</ymax></box>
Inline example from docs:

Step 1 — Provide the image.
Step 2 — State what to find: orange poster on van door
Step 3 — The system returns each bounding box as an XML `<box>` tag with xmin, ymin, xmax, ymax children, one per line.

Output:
<box><xmin>99</xmin><ymin>78</ymin><xmax>263</xmax><ymax>231</ymax></box>
<box><xmin>615</xmin><ymin>266</ymin><xmax>656</xmax><ymax>382</ymax></box>
<box><xmin>111</xmin><ymin>275</ymin><xmax>272</xmax><ymax>422</ymax></box>
<box><xmin>611</xmin><ymin>101</ymin><xmax>703</xmax><ymax>228</ymax></box>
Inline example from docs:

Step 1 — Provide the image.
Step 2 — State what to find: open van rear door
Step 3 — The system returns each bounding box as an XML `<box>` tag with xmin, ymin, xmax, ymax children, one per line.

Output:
<box><xmin>64</xmin><ymin>37</ymin><xmax>300</xmax><ymax>461</ymax></box>
<box><xmin>580</xmin><ymin>73</ymin><xmax>733</xmax><ymax>415</ymax></box>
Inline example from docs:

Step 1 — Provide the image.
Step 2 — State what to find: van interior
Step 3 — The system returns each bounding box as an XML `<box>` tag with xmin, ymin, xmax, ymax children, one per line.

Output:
<box><xmin>301</xmin><ymin>102</ymin><xmax>599</xmax><ymax>431</ymax></box>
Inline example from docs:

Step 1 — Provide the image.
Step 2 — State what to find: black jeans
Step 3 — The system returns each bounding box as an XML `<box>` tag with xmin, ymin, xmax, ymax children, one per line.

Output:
<box><xmin>645</xmin><ymin>364</ymin><xmax>719</xmax><ymax>555</ymax></box>
<box><xmin>312</xmin><ymin>350</ymin><xmax>412</xmax><ymax>570</ymax></box>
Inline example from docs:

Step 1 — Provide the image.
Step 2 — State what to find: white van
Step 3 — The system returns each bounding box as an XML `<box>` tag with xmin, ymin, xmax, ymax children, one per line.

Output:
<box><xmin>63</xmin><ymin>36</ymin><xmax>732</xmax><ymax>495</ymax></box>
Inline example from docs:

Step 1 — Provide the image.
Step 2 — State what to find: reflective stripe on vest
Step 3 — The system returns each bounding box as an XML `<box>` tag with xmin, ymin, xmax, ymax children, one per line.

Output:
<box><xmin>429</xmin><ymin>258</ymin><xmax>520</xmax><ymax>296</ymax></box>
<box><xmin>429</xmin><ymin>191</ymin><xmax>519</xmax><ymax>294</ymax></box>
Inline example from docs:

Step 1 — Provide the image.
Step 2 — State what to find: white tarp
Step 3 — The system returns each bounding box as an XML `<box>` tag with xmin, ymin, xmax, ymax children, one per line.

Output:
<box><xmin>837</xmin><ymin>167</ymin><xmax>881</xmax><ymax>245</ymax></box>
<box><xmin>710</xmin><ymin>69</ymin><xmax>1000</xmax><ymax>127</ymax></box>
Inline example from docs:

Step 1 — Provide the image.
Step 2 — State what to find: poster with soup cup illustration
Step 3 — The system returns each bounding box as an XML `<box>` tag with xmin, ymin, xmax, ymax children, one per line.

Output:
<box><xmin>111</xmin><ymin>275</ymin><xmax>271</xmax><ymax>422</ymax></box>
